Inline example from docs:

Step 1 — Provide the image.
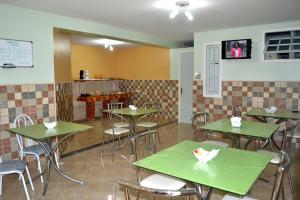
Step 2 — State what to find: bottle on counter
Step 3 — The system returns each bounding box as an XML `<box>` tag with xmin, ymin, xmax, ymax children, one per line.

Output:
<box><xmin>80</xmin><ymin>70</ymin><xmax>84</xmax><ymax>80</ymax></box>
<box><xmin>85</xmin><ymin>70</ymin><xmax>90</xmax><ymax>80</ymax></box>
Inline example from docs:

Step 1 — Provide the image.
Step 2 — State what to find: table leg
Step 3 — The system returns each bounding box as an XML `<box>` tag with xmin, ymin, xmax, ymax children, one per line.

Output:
<box><xmin>38</xmin><ymin>133</ymin><xmax>84</xmax><ymax>198</ymax></box>
<box><xmin>86</xmin><ymin>101</ymin><xmax>96</xmax><ymax>121</ymax></box>
<box><xmin>193</xmin><ymin>183</ymin><xmax>213</xmax><ymax>200</ymax></box>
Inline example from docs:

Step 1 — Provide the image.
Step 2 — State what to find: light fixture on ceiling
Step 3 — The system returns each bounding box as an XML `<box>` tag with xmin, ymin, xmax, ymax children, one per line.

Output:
<box><xmin>170</xmin><ymin>0</ymin><xmax>193</xmax><ymax>20</ymax></box>
<box><xmin>95</xmin><ymin>39</ymin><xmax>126</xmax><ymax>51</ymax></box>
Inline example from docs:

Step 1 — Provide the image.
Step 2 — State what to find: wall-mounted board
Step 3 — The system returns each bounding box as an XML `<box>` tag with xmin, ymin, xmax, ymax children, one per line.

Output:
<box><xmin>0</xmin><ymin>38</ymin><xmax>33</xmax><ymax>68</ymax></box>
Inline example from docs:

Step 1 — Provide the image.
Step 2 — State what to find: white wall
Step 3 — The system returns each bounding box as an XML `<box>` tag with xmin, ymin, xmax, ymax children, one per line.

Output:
<box><xmin>194</xmin><ymin>20</ymin><xmax>300</xmax><ymax>81</ymax></box>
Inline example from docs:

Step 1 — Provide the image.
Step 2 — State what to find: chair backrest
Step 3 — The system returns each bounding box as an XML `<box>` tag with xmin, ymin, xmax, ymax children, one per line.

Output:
<box><xmin>13</xmin><ymin>114</ymin><xmax>34</xmax><ymax>150</ymax></box>
<box><xmin>232</xmin><ymin>105</ymin><xmax>242</xmax><ymax>117</ymax></box>
<box><xmin>191</xmin><ymin>112</ymin><xmax>208</xmax><ymax>134</ymax></box>
<box><xmin>130</xmin><ymin>130</ymin><xmax>157</xmax><ymax>162</ymax></box>
<box><xmin>271</xmin><ymin>151</ymin><xmax>291</xmax><ymax>200</ymax></box>
<box><xmin>119</xmin><ymin>179</ymin><xmax>197</xmax><ymax>200</ymax></box>
<box><xmin>138</xmin><ymin>102</ymin><xmax>161</xmax><ymax>123</ymax></box>
<box><xmin>108</xmin><ymin>102</ymin><xmax>123</xmax><ymax>110</ymax></box>
<box><xmin>280</xmin><ymin>121</ymin><xmax>297</xmax><ymax>154</ymax></box>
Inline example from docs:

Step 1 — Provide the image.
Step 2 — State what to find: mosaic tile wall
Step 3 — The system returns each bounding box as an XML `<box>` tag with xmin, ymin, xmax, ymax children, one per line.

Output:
<box><xmin>56</xmin><ymin>82</ymin><xmax>73</xmax><ymax>122</ymax></box>
<box><xmin>193</xmin><ymin>80</ymin><xmax>300</xmax><ymax>141</ymax></box>
<box><xmin>193</xmin><ymin>80</ymin><xmax>300</xmax><ymax>118</ymax></box>
<box><xmin>0</xmin><ymin>84</ymin><xmax>56</xmax><ymax>159</ymax></box>
<box><xmin>119</xmin><ymin>80</ymin><xmax>179</xmax><ymax>121</ymax></box>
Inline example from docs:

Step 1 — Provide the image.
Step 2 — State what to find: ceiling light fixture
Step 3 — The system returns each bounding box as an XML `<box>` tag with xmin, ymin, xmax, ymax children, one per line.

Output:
<box><xmin>95</xmin><ymin>39</ymin><xmax>127</xmax><ymax>51</ymax></box>
<box><xmin>169</xmin><ymin>0</ymin><xmax>193</xmax><ymax>20</ymax></box>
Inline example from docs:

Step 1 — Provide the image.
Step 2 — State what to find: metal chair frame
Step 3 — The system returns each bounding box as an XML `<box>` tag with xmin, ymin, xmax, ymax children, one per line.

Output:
<box><xmin>107</xmin><ymin>102</ymin><xmax>130</xmax><ymax>128</ymax></box>
<box><xmin>259</xmin><ymin>122</ymin><xmax>296</xmax><ymax>193</ymax></box>
<box><xmin>136</xmin><ymin>102</ymin><xmax>162</xmax><ymax>144</ymax></box>
<box><xmin>119</xmin><ymin>179</ymin><xmax>197</xmax><ymax>200</ymax></box>
<box><xmin>191</xmin><ymin>112</ymin><xmax>230</xmax><ymax>147</ymax></box>
<box><xmin>102</xmin><ymin>112</ymin><xmax>132</xmax><ymax>160</ymax></box>
<box><xmin>0</xmin><ymin>157</ymin><xmax>34</xmax><ymax>200</ymax></box>
<box><xmin>13</xmin><ymin>114</ymin><xmax>60</xmax><ymax>184</ymax></box>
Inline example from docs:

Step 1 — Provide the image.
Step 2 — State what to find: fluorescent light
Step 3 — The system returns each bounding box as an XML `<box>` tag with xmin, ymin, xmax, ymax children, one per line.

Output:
<box><xmin>169</xmin><ymin>9</ymin><xmax>179</xmax><ymax>18</ymax></box>
<box><xmin>109</xmin><ymin>45</ymin><xmax>114</xmax><ymax>51</ymax></box>
<box><xmin>95</xmin><ymin>39</ymin><xmax>126</xmax><ymax>46</ymax></box>
<box><xmin>155</xmin><ymin>0</ymin><xmax>208</xmax><ymax>10</ymax></box>
<box><xmin>185</xmin><ymin>10</ymin><xmax>193</xmax><ymax>20</ymax></box>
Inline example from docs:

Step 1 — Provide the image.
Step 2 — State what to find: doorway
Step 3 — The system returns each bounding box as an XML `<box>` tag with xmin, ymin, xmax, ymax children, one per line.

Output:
<box><xmin>179</xmin><ymin>49</ymin><xmax>194</xmax><ymax>123</ymax></box>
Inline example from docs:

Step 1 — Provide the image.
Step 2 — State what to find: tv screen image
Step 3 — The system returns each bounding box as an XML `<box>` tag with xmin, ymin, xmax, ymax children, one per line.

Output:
<box><xmin>222</xmin><ymin>39</ymin><xmax>252</xmax><ymax>59</ymax></box>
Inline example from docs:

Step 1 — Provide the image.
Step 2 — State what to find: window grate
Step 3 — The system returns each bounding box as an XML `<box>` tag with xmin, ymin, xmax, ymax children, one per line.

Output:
<box><xmin>264</xmin><ymin>29</ymin><xmax>300</xmax><ymax>60</ymax></box>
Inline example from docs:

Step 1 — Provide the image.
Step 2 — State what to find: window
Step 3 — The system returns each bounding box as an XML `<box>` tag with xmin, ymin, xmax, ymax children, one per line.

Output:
<box><xmin>204</xmin><ymin>44</ymin><xmax>221</xmax><ymax>97</ymax></box>
<box><xmin>264</xmin><ymin>29</ymin><xmax>300</xmax><ymax>60</ymax></box>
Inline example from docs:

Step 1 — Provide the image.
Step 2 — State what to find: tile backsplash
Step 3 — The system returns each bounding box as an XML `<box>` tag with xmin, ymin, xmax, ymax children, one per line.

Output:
<box><xmin>0</xmin><ymin>83</ymin><xmax>56</xmax><ymax>159</ymax></box>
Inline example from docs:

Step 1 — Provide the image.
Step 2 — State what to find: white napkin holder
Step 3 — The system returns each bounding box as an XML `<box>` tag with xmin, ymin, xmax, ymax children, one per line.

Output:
<box><xmin>129</xmin><ymin>105</ymin><xmax>137</xmax><ymax>111</ymax></box>
<box><xmin>265</xmin><ymin>106</ymin><xmax>277</xmax><ymax>114</ymax></box>
<box><xmin>43</xmin><ymin>122</ymin><xmax>57</xmax><ymax>129</ymax></box>
<box><xmin>231</xmin><ymin>117</ymin><xmax>241</xmax><ymax>127</ymax></box>
<box><xmin>193</xmin><ymin>148</ymin><xmax>219</xmax><ymax>163</ymax></box>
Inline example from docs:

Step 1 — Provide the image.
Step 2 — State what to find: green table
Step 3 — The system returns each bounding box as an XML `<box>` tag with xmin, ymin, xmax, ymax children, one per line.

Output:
<box><xmin>134</xmin><ymin>140</ymin><xmax>271</xmax><ymax>200</ymax></box>
<box><xmin>246</xmin><ymin>108</ymin><xmax>300</xmax><ymax>124</ymax></box>
<box><xmin>201</xmin><ymin>119</ymin><xmax>279</xmax><ymax>149</ymax></box>
<box><xmin>246</xmin><ymin>108</ymin><xmax>300</xmax><ymax>149</ymax></box>
<box><xmin>9</xmin><ymin>121</ymin><xmax>92</xmax><ymax>198</ymax></box>
<box><xmin>112</xmin><ymin>108</ymin><xmax>159</xmax><ymax>133</ymax></box>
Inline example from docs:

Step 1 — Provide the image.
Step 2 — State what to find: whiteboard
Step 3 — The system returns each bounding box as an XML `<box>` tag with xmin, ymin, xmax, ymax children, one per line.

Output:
<box><xmin>0</xmin><ymin>38</ymin><xmax>33</xmax><ymax>68</ymax></box>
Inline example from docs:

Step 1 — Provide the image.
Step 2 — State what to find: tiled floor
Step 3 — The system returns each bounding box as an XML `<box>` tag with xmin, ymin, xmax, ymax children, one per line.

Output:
<box><xmin>1</xmin><ymin>120</ymin><xmax>299</xmax><ymax>200</ymax></box>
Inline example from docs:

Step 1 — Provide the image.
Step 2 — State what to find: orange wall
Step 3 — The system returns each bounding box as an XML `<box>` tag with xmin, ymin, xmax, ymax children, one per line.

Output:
<box><xmin>113</xmin><ymin>46</ymin><xmax>170</xmax><ymax>80</ymax></box>
<box><xmin>70</xmin><ymin>45</ymin><xmax>170</xmax><ymax>80</ymax></box>
<box><xmin>71</xmin><ymin>44</ymin><xmax>115</xmax><ymax>80</ymax></box>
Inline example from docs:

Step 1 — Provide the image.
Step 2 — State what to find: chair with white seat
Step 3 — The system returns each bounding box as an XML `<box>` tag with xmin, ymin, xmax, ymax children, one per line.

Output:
<box><xmin>107</xmin><ymin>102</ymin><xmax>130</xmax><ymax>128</ymax></box>
<box><xmin>102</xmin><ymin>112</ymin><xmax>131</xmax><ymax>160</ymax></box>
<box><xmin>119</xmin><ymin>179</ymin><xmax>197</xmax><ymax>200</ymax></box>
<box><xmin>0</xmin><ymin>157</ymin><xmax>34</xmax><ymax>200</ymax></box>
<box><xmin>257</xmin><ymin>122</ymin><xmax>297</xmax><ymax>193</ymax></box>
<box><xmin>129</xmin><ymin>130</ymin><xmax>186</xmax><ymax>192</ymax></box>
<box><xmin>223</xmin><ymin>151</ymin><xmax>291</xmax><ymax>200</ymax></box>
<box><xmin>14</xmin><ymin>114</ymin><xmax>46</xmax><ymax>184</ymax></box>
<box><xmin>136</xmin><ymin>102</ymin><xmax>162</xmax><ymax>143</ymax></box>
<box><xmin>192</xmin><ymin>112</ymin><xmax>229</xmax><ymax>147</ymax></box>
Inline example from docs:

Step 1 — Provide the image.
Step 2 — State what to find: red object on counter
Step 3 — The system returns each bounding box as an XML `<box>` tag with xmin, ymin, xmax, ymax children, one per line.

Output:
<box><xmin>77</xmin><ymin>93</ymin><xmax>131</xmax><ymax>120</ymax></box>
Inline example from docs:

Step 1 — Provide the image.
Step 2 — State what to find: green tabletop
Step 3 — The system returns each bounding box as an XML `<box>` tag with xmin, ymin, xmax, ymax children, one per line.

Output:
<box><xmin>112</xmin><ymin>108</ymin><xmax>159</xmax><ymax>116</ymax></box>
<box><xmin>9</xmin><ymin>121</ymin><xmax>92</xmax><ymax>140</ymax></box>
<box><xmin>201</xmin><ymin>119</ymin><xmax>279</xmax><ymax>138</ymax></box>
<box><xmin>246</xmin><ymin>108</ymin><xmax>300</xmax><ymax>120</ymax></box>
<box><xmin>134</xmin><ymin>140</ymin><xmax>271</xmax><ymax>196</ymax></box>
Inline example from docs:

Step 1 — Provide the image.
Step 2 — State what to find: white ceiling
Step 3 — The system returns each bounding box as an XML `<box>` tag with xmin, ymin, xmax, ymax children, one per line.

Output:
<box><xmin>1</xmin><ymin>0</ymin><xmax>300</xmax><ymax>41</ymax></box>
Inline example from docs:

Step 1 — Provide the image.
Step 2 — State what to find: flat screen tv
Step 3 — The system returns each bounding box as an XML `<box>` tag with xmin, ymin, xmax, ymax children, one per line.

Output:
<box><xmin>222</xmin><ymin>39</ymin><xmax>252</xmax><ymax>59</ymax></box>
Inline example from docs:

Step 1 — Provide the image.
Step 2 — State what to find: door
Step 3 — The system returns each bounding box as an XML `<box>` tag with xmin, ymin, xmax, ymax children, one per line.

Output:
<box><xmin>205</xmin><ymin>44</ymin><xmax>221</xmax><ymax>97</ymax></box>
<box><xmin>179</xmin><ymin>51</ymin><xmax>194</xmax><ymax>123</ymax></box>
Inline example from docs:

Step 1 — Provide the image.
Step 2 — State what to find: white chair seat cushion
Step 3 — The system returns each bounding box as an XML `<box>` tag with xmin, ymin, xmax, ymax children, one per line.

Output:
<box><xmin>113</xmin><ymin>122</ymin><xmax>130</xmax><ymax>128</ymax></box>
<box><xmin>223</xmin><ymin>194</ymin><xmax>257</xmax><ymax>200</ymax></box>
<box><xmin>136</xmin><ymin>122</ymin><xmax>157</xmax><ymax>128</ymax></box>
<box><xmin>105</xmin><ymin>127</ymin><xmax>130</xmax><ymax>135</ymax></box>
<box><xmin>202</xmin><ymin>140</ymin><xmax>229</xmax><ymax>147</ymax></box>
<box><xmin>140</xmin><ymin>174</ymin><xmax>186</xmax><ymax>190</ymax></box>
<box><xmin>257</xmin><ymin>150</ymin><xmax>280</xmax><ymax>164</ymax></box>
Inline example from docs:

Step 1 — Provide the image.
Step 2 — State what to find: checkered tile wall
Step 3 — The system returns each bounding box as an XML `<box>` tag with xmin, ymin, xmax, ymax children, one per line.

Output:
<box><xmin>56</xmin><ymin>82</ymin><xmax>73</xmax><ymax>122</ymax></box>
<box><xmin>193</xmin><ymin>80</ymin><xmax>300</xmax><ymax>142</ymax></box>
<box><xmin>0</xmin><ymin>84</ymin><xmax>56</xmax><ymax>159</ymax></box>
<box><xmin>119</xmin><ymin>80</ymin><xmax>179</xmax><ymax>121</ymax></box>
